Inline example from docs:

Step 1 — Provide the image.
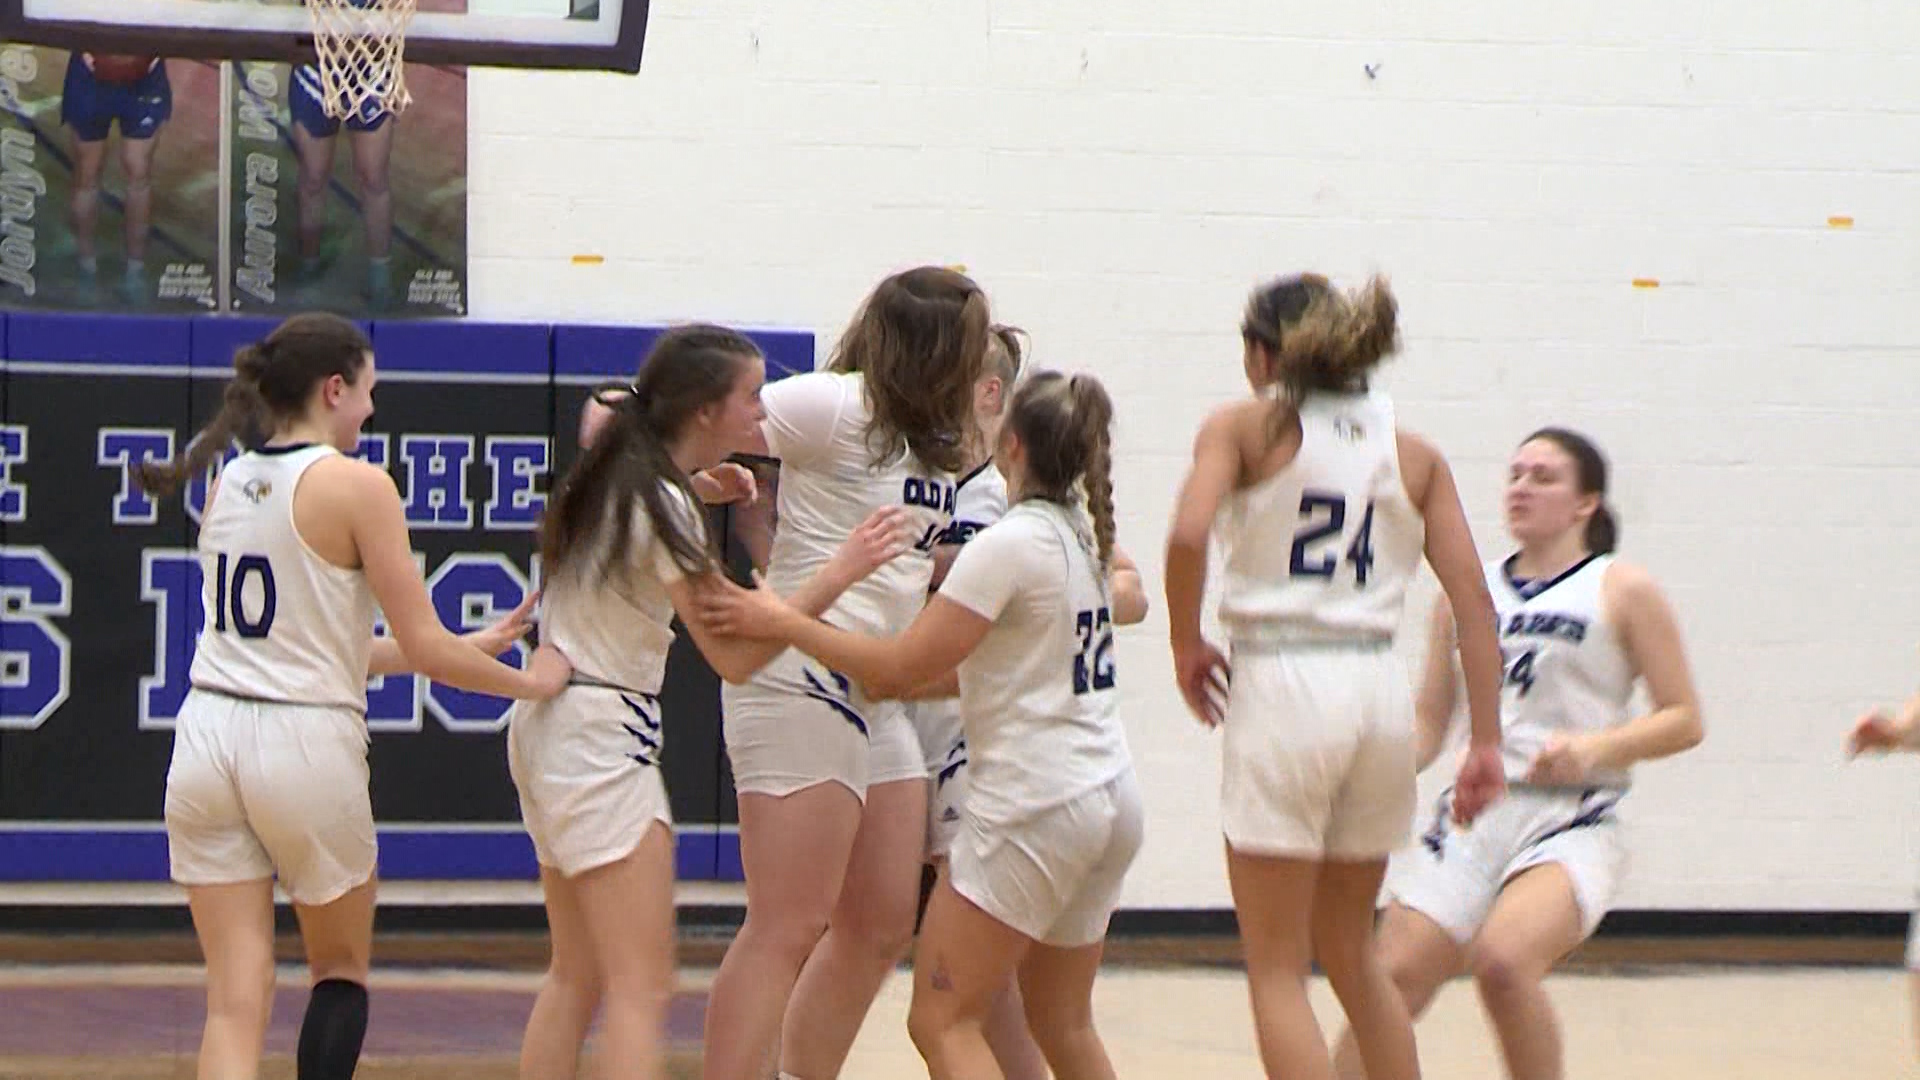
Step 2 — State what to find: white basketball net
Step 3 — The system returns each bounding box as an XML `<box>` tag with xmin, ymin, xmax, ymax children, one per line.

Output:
<box><xmin>307</xmin><ymin>0</ymin><xmax>418</xmax><ymax>120</ymax></box>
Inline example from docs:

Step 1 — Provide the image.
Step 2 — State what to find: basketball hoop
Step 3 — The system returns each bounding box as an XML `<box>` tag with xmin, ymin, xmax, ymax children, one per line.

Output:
<box><xmin>307</xmin><ymin>0</ymin><xmax>418</xmax><ymax>120</ymax></box>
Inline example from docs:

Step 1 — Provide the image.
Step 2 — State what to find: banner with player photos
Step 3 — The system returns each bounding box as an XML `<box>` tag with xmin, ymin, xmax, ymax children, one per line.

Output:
<box><xmin>0</xmin><ymin>43</ymin><xmax>466</xmax><ymax>318</ymax></box>
<box><xmin>0</xmin><ymin>46</ymin><xmax>221</xmax><ymax>312</ymax></box>
<box><xmin>226</xmin><ymin>58</ymin><xmax>467</xmax><ymax>318</ymax></box>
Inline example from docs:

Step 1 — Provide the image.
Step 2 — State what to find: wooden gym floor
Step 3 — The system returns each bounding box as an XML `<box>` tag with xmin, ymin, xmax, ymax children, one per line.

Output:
<box><xmin>0</xmin><ymin>928</ymin><xmax>1909</xmax><ymax>1079</ymax></box>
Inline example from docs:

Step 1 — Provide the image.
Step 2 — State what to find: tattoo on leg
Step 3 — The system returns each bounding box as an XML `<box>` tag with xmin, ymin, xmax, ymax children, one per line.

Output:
<box><xmin>931</xmin><ymin>961</ymin><xmax>953</xmax><ymax>991</ymax></box>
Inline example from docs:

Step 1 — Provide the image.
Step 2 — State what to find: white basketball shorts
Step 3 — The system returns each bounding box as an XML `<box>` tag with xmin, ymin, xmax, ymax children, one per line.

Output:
<box><xmin>164</xmin><ymin>688</ymin><xmax>375</xmax><ymax>907</ymax></box>
<box><xmin>721</xmin><ymin>647</ymin><xmax>926</xmax><ymax>801</ymax></box>
<box><xmin>948</xmin><ymin>769</ymin><xmax>1145</xmax><ymax>948</ymax></box>
<box><xmin>924</xmin><ymin>730</ymin><xmax>969</xmax><ymax>861</ymax></box>
<box><xmin>1385</xmin><ymin>784</ymin><xmax>1628</xmax><ymax>943</ymax></box>
<box><xmin>1220</xmin><ymin>645</ymin><xmax>1418</xmax><ymax>861</ymax></box>
<box><xmin>508</xmin><ymin>683</ymin><xmax>675</xmax><ymax>878</ymax></box>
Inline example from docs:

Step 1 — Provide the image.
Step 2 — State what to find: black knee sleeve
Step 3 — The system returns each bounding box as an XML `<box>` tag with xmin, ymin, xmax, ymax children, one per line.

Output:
<box><xmin>297</xmin><ymin>977</ymin><xmax>369</xmax><ymax>1080</ymax></box>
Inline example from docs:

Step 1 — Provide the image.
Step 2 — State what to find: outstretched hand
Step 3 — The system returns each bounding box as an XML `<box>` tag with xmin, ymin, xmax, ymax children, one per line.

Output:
<box><xmin>464</xmin><ymin>589</ymin><xmax>540</xmax><ymax>657</ymax></box>
<box><xmin>1847</xmin><ymin>709</ymin><xmax>1910</xmax><ymax>757</ymax></box>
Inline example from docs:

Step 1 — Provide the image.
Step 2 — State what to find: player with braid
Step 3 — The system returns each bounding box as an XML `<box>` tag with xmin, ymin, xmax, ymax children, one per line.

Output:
<box><xmin>699</xmin><ymin>370</ymin><xmax>1147</xmax><ymax>1080</ymax></box>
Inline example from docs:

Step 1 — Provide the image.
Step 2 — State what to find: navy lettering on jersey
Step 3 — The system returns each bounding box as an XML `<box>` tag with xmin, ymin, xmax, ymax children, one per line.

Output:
<box><xmin>1073</xmin><ymin>606</ymin><xmax>1116</xmax><ymax>694</ymax></box>
<box><xmin>904</xmin><ymin>476</ymin><xmax>957</xmax><ymax>552</ymax></box>
<box><xmin>1288</xmin><ymin>489</ymin><xmax>1376</xmax><ymax>587</ymax></box>
<box><xmin>1503</xmin><ymin>611</ymin><xmax>1588</xmax><ymax>644</ymax></box>
<box><xmin>1501</xmin><ymin>643</ymin><xmax>1537</xmax><ymax>697</ymax></box>
<box><xmin>902</xmin><ymin>477</ymin><xmax>956</xmax><ymax>515</ymax></box>
<box><xmin>940</xmin><ymin>519</ymin><xmax>988</xmax><ymax>546</ymax></box>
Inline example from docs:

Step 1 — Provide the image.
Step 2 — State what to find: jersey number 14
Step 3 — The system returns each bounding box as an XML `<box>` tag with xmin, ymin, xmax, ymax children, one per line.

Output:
<box><xmin>1289</xmin><ymin>490</ymin><xmax>1376</xmax><ymax>586</ymax></box>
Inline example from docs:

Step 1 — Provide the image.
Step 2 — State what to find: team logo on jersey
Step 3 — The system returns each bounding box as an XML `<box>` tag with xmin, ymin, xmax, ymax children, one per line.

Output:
<box><xmin>241</xmin><ymin>479</ymin><xmax>272</xmax><ymax>504</ymax></box>
<box><xmin>1334</xmin><ymin>416</ymin><xmax>1365</xmax><ymax>443</ymax></box>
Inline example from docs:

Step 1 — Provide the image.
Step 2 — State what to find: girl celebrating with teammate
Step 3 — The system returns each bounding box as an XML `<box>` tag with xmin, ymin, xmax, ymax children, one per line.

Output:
<box><xmin>137</xmin><ymin>312</ymin><xmax>574</xmax><ymax>1080</ymax></box>
<box><xmin>701</xmin><ymin>266</ymin><xmax>991</xmax><ymax>1080</ymax></box>
<box><xmin>910</xmin><ymin>323</ymin><xmax>1054</xmax><ymax>1080</ymax></box>
<box><xmin>507</xmin><ymin>324</ymin><xmax>916</xmax><ymax>1080</ymax></box>
<box><xmin>701</xmin><ymin>369</ymin><xmax>1147</xmax><ymax>1080</ymax></box>
<box><xmin>912</xmin><ymin>327</ymin><xmax>1149</xmax><ymax>1080</ymax></box>
<box><xmin>1331</xmin><ymin>427</ymin><xmax>1705</xmax><ymax>1080</ymax></box>
<box><xmin>1163</xmin><ymin>272</ymin><xmax>1508</xmax><ymax>1080</ymax></box>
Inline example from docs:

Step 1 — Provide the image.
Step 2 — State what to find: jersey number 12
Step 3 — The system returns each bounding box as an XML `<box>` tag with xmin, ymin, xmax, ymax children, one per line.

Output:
<box><xmin>1073</xmin><ymin>606</ymin><xmax>1115</xmax><ymax>695</ymax></box>
<box><xmin>1289</xmin><ymin>490</ymin><xmax>1375</xmax><ymax>586</ymax></box>
<box><xmin>213</xmin><ymin>552</ymin><xmax>278</xmax><ymax>639</ymax></box>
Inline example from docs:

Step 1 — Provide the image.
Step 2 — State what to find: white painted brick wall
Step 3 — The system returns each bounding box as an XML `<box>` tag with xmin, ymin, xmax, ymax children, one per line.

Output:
<box><xmin>467</xmin><ymin>1</ymin><xmax>1920</xmax><ymax>911</ymax></box>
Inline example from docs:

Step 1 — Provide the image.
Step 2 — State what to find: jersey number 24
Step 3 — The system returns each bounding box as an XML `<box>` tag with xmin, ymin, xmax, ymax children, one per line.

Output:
<box><xmin>1289</xmin><ymin>490</ymin><xmax>1376</xmax><ymax>586</ymax></box>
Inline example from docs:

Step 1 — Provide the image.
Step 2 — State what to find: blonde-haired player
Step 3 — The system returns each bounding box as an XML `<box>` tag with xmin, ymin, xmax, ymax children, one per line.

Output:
<box><xmin>1165</xmin><ymin>272</ymin><xmax>1507</xmax><ymax>1080</ymax></box>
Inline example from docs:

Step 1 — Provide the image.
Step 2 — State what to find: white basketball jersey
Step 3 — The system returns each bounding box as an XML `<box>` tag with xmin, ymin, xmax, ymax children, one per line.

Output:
<box><xmin>189</xmin><ymin>444</ymin><xmax>376</xmax><ymax>712</ymax></box>
<box><xmin>941</xmin><ymin>459</ymin><xmax>1008</xmax><ymax>547</ymax></box>
<box><xmin>539</xmin><ymin>484</ymin><xmax>703</xmax><ymax>696</ymax></box>
<box><xmin>1216</xmin><ymin>389</ymin><xmax>1425</xmax><ymax>646</ymax></box>
<box><xmin>759</xmin><ymin>371</ymin><xmax>955</xmax><ymax>638</ymax></box>
<box><xmin>1490</xmin><ymin>554</ymin><xmax>1636</xmax><ymax>789</ymax></box>
<box><xmin>912</xmin><ymin>459</ymin><xmax>1008</xmax><ymax>763</ymax></box>
<box><xmin>937</xmin><ymin>500</ymin><xmax>1131</xmax><ymax>828</ymax></box>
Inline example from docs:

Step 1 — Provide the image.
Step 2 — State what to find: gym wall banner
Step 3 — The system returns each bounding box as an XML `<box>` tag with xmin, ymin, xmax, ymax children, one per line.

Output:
<box><xmin>0</xmin><ymin>312</ymin><xmax>816</xmax><ymax>885</ymax></box>
<box><xmin>0</xmin><ymin>44</ymin><xmax>466</xmax><ymax>318</ymax></box>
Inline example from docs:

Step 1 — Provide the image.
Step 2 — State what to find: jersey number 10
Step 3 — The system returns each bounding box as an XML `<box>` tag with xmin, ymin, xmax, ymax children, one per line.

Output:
<box><xmin>213</xmin><ymin>552</ymin><xmax>278</xmax><ymax>639</ymax></box>
<box><xmin>1289</xmin><ymin>490</ymin><xmax>1376</xmax><ymax>586</ymax></box>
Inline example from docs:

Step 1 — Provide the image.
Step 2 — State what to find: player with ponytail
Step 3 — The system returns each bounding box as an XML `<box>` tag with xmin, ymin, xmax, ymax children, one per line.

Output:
<box><xmin>696</xmin><ymin>368</ymin><xmax>1148</xmax><ymax>1080</ymax></box>
<box><xmin>140</xmin><ymin>311</ymin><xmax>572</xmax><ymax>1080</ymax></box>
<box><xmin>510</xmin><ymin>324</ymin><xmax>915</xmax><ymax>1080</ymax></box>
<box><xmin>1165</xmin><ymin>271</ymin><xmax>1508</xmax><ymax>1080</ymax></box>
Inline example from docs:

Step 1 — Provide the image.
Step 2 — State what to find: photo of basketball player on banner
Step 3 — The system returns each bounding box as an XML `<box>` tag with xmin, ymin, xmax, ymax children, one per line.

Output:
<box><xmin>0</xmin><ymin>45</ymin><xmax>219</xmax><ymax>311</ymax></box>
<box><xmin>225</xmin><ymin>0</ymin><xmax>468</xmax><ymax>318</ymax></box>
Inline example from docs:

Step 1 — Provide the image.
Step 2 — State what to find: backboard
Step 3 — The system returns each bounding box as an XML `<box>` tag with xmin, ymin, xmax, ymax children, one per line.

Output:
<box><xmin>0</xmin><ymin>0</ymin><xmax>649</xmax><ymax>73</ymax></box>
